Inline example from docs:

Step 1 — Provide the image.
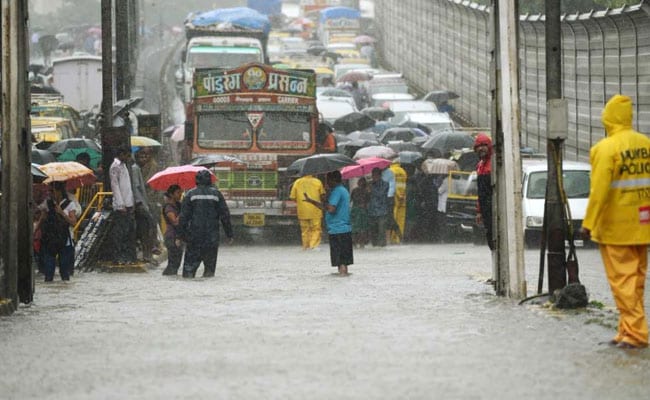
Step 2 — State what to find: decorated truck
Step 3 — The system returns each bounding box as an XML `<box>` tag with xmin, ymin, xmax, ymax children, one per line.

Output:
<box><xmin>185</xmin><ymin>63</ymin><xmax>319</xmax><ymax>233</ymax></box>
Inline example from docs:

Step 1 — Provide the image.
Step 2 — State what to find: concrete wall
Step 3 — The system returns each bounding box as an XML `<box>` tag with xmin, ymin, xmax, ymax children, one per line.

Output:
<box><xmin>375</xmin><ymin>0</ymin><xmax>650</xmax><ymax>161</ymax></box>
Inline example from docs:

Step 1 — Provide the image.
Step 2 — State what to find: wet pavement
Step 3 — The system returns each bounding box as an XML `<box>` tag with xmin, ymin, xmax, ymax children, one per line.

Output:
<box><xmin>1</xmin><ymin>243</ymin><xmax>649</xmax><ymax>399</ymax></box>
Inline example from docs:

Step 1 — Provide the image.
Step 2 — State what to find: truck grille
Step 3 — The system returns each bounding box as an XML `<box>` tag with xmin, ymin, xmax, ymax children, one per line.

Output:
<box><xmin>215</xmin><ymin>170</ymin><xmax>278</xmax><ymax>199</ymax></box>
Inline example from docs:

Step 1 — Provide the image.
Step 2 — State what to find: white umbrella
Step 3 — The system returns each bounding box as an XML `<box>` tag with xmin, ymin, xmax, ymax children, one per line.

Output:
<box><xmin>353</xmin><ymin>145</ymin><xmax>397</xmax><ymax>160</ymax></box>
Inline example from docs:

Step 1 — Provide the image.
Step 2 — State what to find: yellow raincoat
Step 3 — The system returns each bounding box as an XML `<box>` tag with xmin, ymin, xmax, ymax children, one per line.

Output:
<box><xmin>390</xmin><ymin>163</ymin><xmax>407</xmax><ymax>243</ymax></box>
<box><xmin>290</xmin><ymin>175</ymin><xmax>325</xmax><ymax>249</ymax></box>
<box><xmin>583</xmin><ymin>94</ymin><xmax>650</xmax><ymax>348</ymax></box>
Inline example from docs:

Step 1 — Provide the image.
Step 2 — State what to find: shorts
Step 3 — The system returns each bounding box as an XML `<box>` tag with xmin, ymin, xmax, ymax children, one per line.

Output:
<box><xmin>329</xmin><ymin>232</ymin><xmax>354</xmax><ymax>267</ymax></box>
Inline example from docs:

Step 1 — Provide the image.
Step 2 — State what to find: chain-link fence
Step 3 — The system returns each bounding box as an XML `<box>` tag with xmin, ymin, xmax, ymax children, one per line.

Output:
<box><xmin>375</xmin><ymin>0</ymin><xmax>650</xmax><ymax>161</ymax></box>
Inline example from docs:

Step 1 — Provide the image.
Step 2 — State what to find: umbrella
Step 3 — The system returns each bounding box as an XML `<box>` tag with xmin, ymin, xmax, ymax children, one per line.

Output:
<box><xmin>32</xmin><ymin>148</ymin><xmax>56</xmax><ymax>164</ymax></box>
<box><xmin>379</xmin><ymin>128</ymin><xmax>416</xmax><ymax>144</ymax></box>
<box><xmin>320</xmin><ymin>88</ymin><xmax>352</xmax><ymax>98</ymax></box>
<box><xmin>130</xmin><ymin>136</ymin><xmax>162</xmax><ymax>147</ymax></box>
<box><xmin>398</xmin><ymin>120</ymin><xmax>432</xmax><ymax>134</ymax></box>
<box><xmin>455</xmin><ymin>151</ymin><xmax>480</xmax><ymax>171</ymax></box>
<box><xmin>369</xmin><ymin>121</ymin><xmax>395</xmax><ymax>135</ymax></box>
<box><xmin>353</xmin><ymin>145</ymin><xmax>397</xmax><ymax>160</ymax></box>
<box><xmin>361</xmin><ymin>106</ymin><xmax>394</xmax><ymax>121</ymax></box>
<box><xmin>333</xmin><ymin>112</ymin><xmax>376</xmax><ymax>133</ymax></box>
<box><xmin>40</xmin><ymin>161</ymin><xmax>96</xmax><ymax>189</ymax></box>
<box><xmin>421</xmin><ymin>158</ymin><xmax>459</xmax><ymax>175</ymax></box>
<box><xmin>420</xmin><ymin>131</ymin><xmax>475</xmax><ymax>155</ymax></box>
<box><xmin>170</xmin><ymin>125</ymin><xmax>185</xmax><ymax>142</ymax></box>
<box><xmin>31</xmin><ymin>163</ymin><xmax>49</xmax><ymax>183</ymax></box>
<box><xmin>422</xmin><ymin>90</ymin><xmax>460</xmax><ymax>104</ymax></box>
<box><xmin>341</xmin><ymin>157</ymin><xmax>392</xmax><ymax>179</ymax></box>
<box><xmin>287</xmin><ymin>153</ymin><xmax>357</xmax><ymax>177</ymax></box>
<box><xmin>47</xmin><ymin>138</ymin><xmax>101</xmax><ymax>155</ymax></box>
<box><xmin>388</xmin><ymin>142</ymin><xmax>420</xmax><ymax>153</ymax></box>
<box><xmin>189</xmin><ymin>154</ymin><xmax>244</xmax><ymax>167</ymax></box>
<box><xmin>113</xmin><ymin>97</ymin><xmax>143</xmax><ymax>118</ymax></box>
<box><xmin>306</xmin><ymin>45</ymin><xmax>326</xmax><ymax>56</ymax></box>
<box><xmin>162</xmin><ymin>124</ymin><xmax>181</xmax><ymax>136</ymax></box>
<box><xmin>334</xmin><ymin>133</ymin><xmax>352</xmax><ymax>144</ymax></box>
<box><xmin>346</xmin><ymin>130</ymin><xmax>378</xmax><ymax>141</ymax></box>
<box><xmin>354</xmin><ymin>35</ymin><xmax>376</xmax><ymax>45</ymax></box>
<box><xmin>147</xmin><ymin>165</ymin><xmax>216</xmax><ymax>191</ymax></box>
<box><xmin>336</xmin><ymin>70</ymin><xmax>372</xmax><ymax>83</ymax></box>
<box><xmin>398</xmin><ymin>151</ymin><xmax>424</xmax><ymax>165</ymax></box>
<box><xmin>56</xmin><ymin>147</ymin><xmax>102</xmax><ymax>168</ymax></box>
<box><xmin>337</xmin><ymin>139</ymin><xmax>380</xmax><ymax>158</ymax></box>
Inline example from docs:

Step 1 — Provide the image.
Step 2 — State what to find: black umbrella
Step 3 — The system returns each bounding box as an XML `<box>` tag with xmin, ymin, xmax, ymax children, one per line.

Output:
<box><xmin>333</xmin><ymin>112</ymin><xmax>376</xmax><ymax>134</ymax></box>
<box><xmin>31</xmin><ymin>163</ymin><xmax>49</xmax><ymax>183</ymax></box>
<box><xmin>456</xmin><ymin>151</ymin><xmax>480</xmax><ymax>171</ymax></box>
<box><xmin>32</xmin><ymin>148</ymin><xmax>56</xmax><ymax>164</ymax></box>
<box><xmin>361</xmin><ymin>106</ymin><xmax>395</xmax><ymax>121</ymax></box>
<box><xmin>388</xmin><ymin>142</ymin><xmax>420</xmax><ymax>153</ymax></box>
<box><xmin>421</xmin><ymin>90</ymin><xmax>460</xmax><ymax>104</ymax></box>
<box><xmin>47</xmin><ymin>138</ymin><xmax>101</xmax><ymax>155</ymax></box>
<box><xmin>379</xmin><ymin>128</ymin><xmax>416</xmax><ymax>144</ymax></box>
<box><xmin>398</xmin><ymin>120</ymin><xmax>432</xmax><ymax>134</ymax></box>
<box><xmin>398</xmin><ymin>151</ymin><xmax>424</xmax><ymax>165</ymax></box>
<box><xmin>189</xmin><ymin>154</ymin><xmax>244</xmax><ymax>167</ymax></box>
<box><xmin>113</xmin><ymin>97</ymin><xmax>143</xmax><ymax>118</ymax></box>
<box><xmin>307</xmin><ymin>45</ymin><xmax>326</xmax><ymax>56</ymax></box>
<box><xmin>287</xmin><ymin>153</ymin><xmax>357</xmax><ymax>177</ymax></box>
<box><xmin>420</xmin><ymin>131</ymin><xmax>475</xmax><ymax>155</ymax></box>
<box><xmin>338</xmin><ymin>139</ymin><xmax>380</xmax><ymax>151</ymax></box>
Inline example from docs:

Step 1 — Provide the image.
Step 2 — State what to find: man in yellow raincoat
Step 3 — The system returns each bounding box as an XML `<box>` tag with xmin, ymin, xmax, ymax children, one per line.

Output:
<box><xmin>390</xmin><ymin>162</ymin><xmax>407</xmax><ymax>243</ymax></box>
<box><xmin>582</xmin><ymin>94</ymin><xmax>650</xmax><ymax>349</ymax></box>
<box><xmin>290</xmin><ymin>174</ymin><xmax>325</xmax><ymax>250</ymax></box>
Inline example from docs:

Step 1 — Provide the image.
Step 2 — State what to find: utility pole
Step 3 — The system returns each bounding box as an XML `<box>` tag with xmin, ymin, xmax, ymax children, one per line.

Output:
<box><xmin>101</xmin><ymin>0</ymin><xmax>114</xmax><ymax>189</ymax></box>
<box><xmin>493</xmin><ymin>0</ymin><xmax>526</xmax><ymax>298</ymax></box>
<box><xmin>544</xmin><ymin>0</ymin><xmax>569</xmax><ymax>295</ymax></box>
<box><xmin>115</xmin><ymin>0</ymin><xmax>130</xmax><ymax>100</ymax></box>
<box><xmin>1</xmin><ymin>0</ymin><xmax>33</xmax><ymax>314</ymax></box>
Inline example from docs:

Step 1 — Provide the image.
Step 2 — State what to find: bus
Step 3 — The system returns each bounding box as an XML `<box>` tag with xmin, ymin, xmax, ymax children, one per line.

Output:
<box><xmin>187</xmin><ymin>63</ymin><xmax>319</xmax><ymax>234</ymax></box>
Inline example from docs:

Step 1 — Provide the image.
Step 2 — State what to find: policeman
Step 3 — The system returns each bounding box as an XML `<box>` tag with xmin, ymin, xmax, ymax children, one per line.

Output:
<box><xmin>178</xmin><ymin>170</ymin><xmax>233</xmax><ymax>278</ymax></box>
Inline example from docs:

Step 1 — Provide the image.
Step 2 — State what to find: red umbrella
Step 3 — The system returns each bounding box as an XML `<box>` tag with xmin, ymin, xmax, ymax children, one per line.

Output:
<box><xmin>336</xmin><ymin>70</ymin><xmax>372</xmax><ymax>83</ymax></box>
<box><xmin>341</xmin><ymin>157</ymin><xmax>392</xmax><ymax>179</ymax></box>
<box><xmin>147</xmin><ymin>165</ymin><xmax>216</xmax><ymax>191</ymax></box>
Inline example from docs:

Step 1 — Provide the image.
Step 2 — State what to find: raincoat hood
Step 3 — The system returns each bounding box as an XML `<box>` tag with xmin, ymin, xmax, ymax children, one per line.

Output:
<box><xmin>602</xmin><ymin>94</ymin><xmax>633</xmax><ymax>136</ymax></box>
<box><xmin>195</xmin><ymin>170</ymin><xmax>212</xmax><ymax>186</ymax></box>
<box><xmin>474</xmin><ymin>133</ymin><xmax>492</xmax><ymax>158</ymax></box>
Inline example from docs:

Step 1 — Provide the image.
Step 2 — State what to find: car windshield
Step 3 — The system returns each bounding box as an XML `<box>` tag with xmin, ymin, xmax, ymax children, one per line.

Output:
<box><xmin>257</xmin><ymin>112</ymin><xmax>312</xmax><ymax>150</ymax></box>
<box><xmin>188</xmin><ymin>46</ymin><xmax>262</xmax><ymax>69</ymax></box>
<box><xmin>527</xmin><ymin>170</ymin><xmax>590</xmax><ymax>199</ymax></box>
<box><xmin>197</xmin><ymin>112</ymin><xmax>252</xmax><ymax>149</ymax></box>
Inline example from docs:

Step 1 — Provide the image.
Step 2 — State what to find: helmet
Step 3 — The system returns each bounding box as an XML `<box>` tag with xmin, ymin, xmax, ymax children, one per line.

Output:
<box><xmin>195</xmin><ymin>169</ymin><xmax>212</xmax><ymax>186</ymax></box>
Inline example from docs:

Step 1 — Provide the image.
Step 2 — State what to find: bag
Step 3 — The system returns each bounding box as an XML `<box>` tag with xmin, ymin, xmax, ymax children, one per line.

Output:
<box><xmin>41</xmin><ymin>199</ymin><xmax>71</xmax><ymax>254</ymax></box>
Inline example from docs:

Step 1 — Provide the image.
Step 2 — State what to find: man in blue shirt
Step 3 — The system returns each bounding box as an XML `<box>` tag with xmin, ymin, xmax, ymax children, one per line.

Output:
<box><xmin>304</xmin><ymin>171</ymin><xmax>353</xmax><ymax>276</ymax></box>
<box><xmin>368</xmin><ymin>167</ymin><xmax>390</xmax><ymax>247</ymax></box>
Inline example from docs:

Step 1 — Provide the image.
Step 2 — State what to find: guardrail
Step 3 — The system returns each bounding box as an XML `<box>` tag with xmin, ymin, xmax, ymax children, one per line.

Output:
<box><xmin>375</xmin><ymin>0</ymin><xmax>650</xmax><ymax>161</ymax></box>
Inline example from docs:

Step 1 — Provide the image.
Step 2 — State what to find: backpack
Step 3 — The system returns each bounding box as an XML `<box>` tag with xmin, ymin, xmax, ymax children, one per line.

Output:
<box><xmin>41</xmin><ymin>199</ymin><xmax>71</xmax><ymax>255</ymax></box>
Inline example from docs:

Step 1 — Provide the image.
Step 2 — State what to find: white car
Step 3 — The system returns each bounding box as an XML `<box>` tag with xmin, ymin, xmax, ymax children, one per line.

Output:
<box><xmin>521</xmin><ymin>159</ymin><xmax>591</xmax><ymax>247</ymax></box>
<box><xmin>399</xmin><ymin>112</ymin><xmax>454</xmax><ymax>134</ymax></box>
<box><xmin>371</xmin><ymin>93</ymin><xmax>415</xmax><ymax>108</ymax></box>
<box><xmin>317</xmin><ymin>97</ymin><xmax>357</xmax><ymax>124</ymax></box>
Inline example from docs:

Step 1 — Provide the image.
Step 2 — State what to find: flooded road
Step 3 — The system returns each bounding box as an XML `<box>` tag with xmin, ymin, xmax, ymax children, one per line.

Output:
<box><xmin>1</xmin><ymin>243</ymin><xmax>649</xmax><ymax>399</ymax></box>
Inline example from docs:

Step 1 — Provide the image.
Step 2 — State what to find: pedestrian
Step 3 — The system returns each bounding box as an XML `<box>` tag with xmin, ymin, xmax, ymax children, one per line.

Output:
<box><xmin>350</xmin><ymin>177</ymin><xmax>370</xmax><ymax>248</ymax></box>
<box><xmin>581</xmin><ymin>94</ymin><xmax>650</xmax><ymax>349</ymax></box>
<box><xmin>110</xmin><ymin>146</ymin><xmax>137</xmax><ymax>264</ymax></box>
<box><xmin>389</xmin><ymin>162</ymin><xmax>407</xmax><ymax>244</ymax></box>
<box><xmin>381</xmin><ymin>165</ymin><xmax>398</xmax><ymax>243</ymax></box>
<box><xmin>161</xmin><ymin>184</ymin><xmax>184</xmax><ymax>276</ymax></box>
<box><xmin>130</xmin><ymin>153</ymin><xmax>156</xmax><ymax>263</ymax></box>
<box><xmin>350</xmin><ymin>81</ymin><xmax>368</xmax><ymax>110</ymax></box>
<box><xmin>304</xmin><ymin>170</ymin><xmax>353</xmax><ymax>275</ymax></box>
<box><xmin>39</xmin><ymin>182</ymin><xmax>81</xmax><ymax>281</ymax></box>
<box><xmin>178</xmin><ymin>170</ymin><xmax>233</xmax><ymax>278</ymax></box>
<box><xmin>474</xmin><ymin>133</ymin><xmax>494</xmax><ymax>250</ymax></box>
<box><xmin>289</xmin><ymin>173</ymin><xmax>325</xmax><ymax>250</ymax></box>
<box><xmin>368</xmin><ymin>167</ymin><xmax>389</xmax><ymax>247</ymax></box>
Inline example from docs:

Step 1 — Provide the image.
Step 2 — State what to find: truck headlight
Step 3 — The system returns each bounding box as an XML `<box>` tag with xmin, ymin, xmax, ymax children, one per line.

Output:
<box><xmin>526</xmin><ymin>216</ymin><xmax>543</xmax><ymax>228</ymax></box>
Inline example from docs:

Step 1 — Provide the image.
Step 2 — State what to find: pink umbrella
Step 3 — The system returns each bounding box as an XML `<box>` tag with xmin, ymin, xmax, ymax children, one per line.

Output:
<box><xmin>147</xmin><ymin>165</ymin><xmax>216</xmax><ymax>191</ymax></box>
<box><xmin>354</xmin><ymin>35</ymin><xmax>376</xmax><ymax>45</ymax></box>
<box><xmin>341</xmin><ymin>157</ymin><xmax>392</xmax><ymax>179</ymax></box>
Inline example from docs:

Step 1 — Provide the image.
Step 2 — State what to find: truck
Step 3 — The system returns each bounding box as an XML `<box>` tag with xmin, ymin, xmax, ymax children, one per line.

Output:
<box><xmin>179</xmin><ymin>7</ymin><xmax>271</xmax><ymax>105</ymax></box>
<box><xmin>185</xmin><ymin>63</ymin><xmax>320</xmax><ymax>236</ymax></box>
<box><xmin>317</xmin><ymin>6</ymin><xmax>361</xmax><ymax>46</ymax></box>
<box><xmin>50</xmin><ymin>55</ymin><xmax>102</xmax><ymax>112</ymax></box>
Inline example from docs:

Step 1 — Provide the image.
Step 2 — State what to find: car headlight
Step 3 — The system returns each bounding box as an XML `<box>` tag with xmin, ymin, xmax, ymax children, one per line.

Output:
<box><xmin>526</xmin><ymin>216</ymin><xmax>544</xmax><ymax>228</ymax></box>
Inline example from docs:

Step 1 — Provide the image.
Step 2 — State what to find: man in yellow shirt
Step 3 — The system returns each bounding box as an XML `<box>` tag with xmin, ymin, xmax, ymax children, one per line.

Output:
<box><xmin>390</xmin><ymin>162</ymin><xmax>407</xmax><ymax>243</ymax></box>
<box><xmin>290</xmin><ymin>174</ymin><xmax>325</xmax><ymax>249</ymax></box>
<box><xmin>582</xmin><ymin>94</ymin><xmax>650</xmax><ymax>349</ymax></box>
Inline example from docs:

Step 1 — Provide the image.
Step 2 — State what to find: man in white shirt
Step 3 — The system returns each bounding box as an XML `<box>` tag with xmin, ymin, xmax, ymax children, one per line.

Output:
<box><xmin>110</xmin><ymin>146</ymin><xmax>137</xmax><ymax>264</ymax></box>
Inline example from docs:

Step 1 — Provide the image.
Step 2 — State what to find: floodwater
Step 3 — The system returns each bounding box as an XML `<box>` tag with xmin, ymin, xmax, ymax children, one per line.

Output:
<box><xmin>1</xmin><ymin>243</ymin><xmax>649</xmax><ymax>399</ymax></box>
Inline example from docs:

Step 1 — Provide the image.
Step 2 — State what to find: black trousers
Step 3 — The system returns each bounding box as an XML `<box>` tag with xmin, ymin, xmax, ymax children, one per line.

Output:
<box><xmin>183</xmin><ymin>241</ymin><xmax>219</xmax><ymax>277</ymax></box>
<box><xmin>112</xmin><ymin>209</ymin><xmax>136</xmax><ymax>263</ymax></box>
<box><xmin>163</xmin><ymin>237</ymin><xmax>184</xmax><ymax>274</ymax></box>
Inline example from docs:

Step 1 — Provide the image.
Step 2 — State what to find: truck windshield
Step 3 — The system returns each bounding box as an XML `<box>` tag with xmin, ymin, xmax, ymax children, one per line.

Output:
<box><xmin>257</xmin><ymin>112</ymin><xmax>312</xmax><ymax>150</ymax></box>
<box><xmin>188</xmin><ymin>46</ymin><xmax>263</xmax><ymax>69</ymax></box>
<box><xmin>197</xmin><ymin>112</ymin><xmax>252</xmax><ymax>149</ymax></box>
